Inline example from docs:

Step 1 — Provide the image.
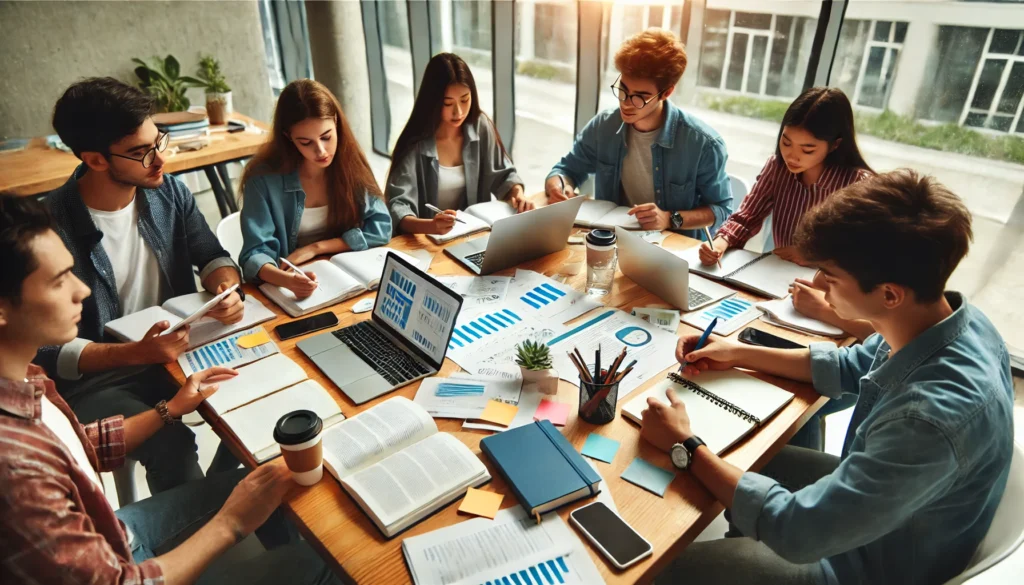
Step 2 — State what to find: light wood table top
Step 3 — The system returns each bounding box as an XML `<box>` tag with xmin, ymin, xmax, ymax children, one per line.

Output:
<box><xmin>169</xmin><ymin>231</ymin><xmax>838</xmax><ymax>585</ymax></box>
<box><xmin>0</xmin><ymin>113</ymin><xmax>270</xmax><ymax>196</ymax></box>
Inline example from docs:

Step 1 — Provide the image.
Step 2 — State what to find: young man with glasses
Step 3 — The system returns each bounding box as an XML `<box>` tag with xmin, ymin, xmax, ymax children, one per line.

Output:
<box><xmin>39</xmin><ymin>77</ymin><xmax>245</xmax><ymax>493</ymax></box>
<box><xmin>545</xmin><ymin>28</ymin><xmax>732</xmax><ymax>237</ymax></box>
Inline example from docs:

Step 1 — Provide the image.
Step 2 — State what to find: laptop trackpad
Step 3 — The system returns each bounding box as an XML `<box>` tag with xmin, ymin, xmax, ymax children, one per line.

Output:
<box><xmin>314</xmin><ymin>344</ymin><xmax>375</xmax><ymax>385</ymax></box>
<box><xmin>343</xmin><ymin>375</ymin><xmax>395</xmax><ymax>405</ymax></box>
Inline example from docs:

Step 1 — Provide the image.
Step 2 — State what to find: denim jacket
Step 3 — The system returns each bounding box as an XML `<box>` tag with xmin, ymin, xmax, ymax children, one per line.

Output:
<box><xmin>36</xmin><ymin>165</ymin><xmax>237</xmax><ymax>392</ymax></box>
<box><xmin>239</xmin><ymin>171</ymin><xmax>393</xmax><ymax>282</ymax></box>
<box><xmin>547</xmin><ymin>102</ymin><xmax>733</xmax><ymax>239</ymax></box>
<box><xmin>731</xmin><ymin>292</ymin><xmax>1014</xmax><ymax>585</ymax></box>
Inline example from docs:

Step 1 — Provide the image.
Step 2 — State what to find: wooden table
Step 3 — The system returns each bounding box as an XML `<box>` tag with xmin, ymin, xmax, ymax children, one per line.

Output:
<box><xmin>169</xmin><ymin>231</ymin><xmax>835</xmax><ymax>584</ymax></box>
<box><xmin>0</xmin><ymin>113</ymin><xmax>270</xmax><ymax>217</ymax></box>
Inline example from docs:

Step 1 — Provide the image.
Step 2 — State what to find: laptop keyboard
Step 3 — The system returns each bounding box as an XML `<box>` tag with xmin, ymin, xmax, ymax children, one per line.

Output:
<box><xmin>464</xmin><ymin>251</ymin><xmax>486</xmax><ymax>268</ymax></box>
<box><xmin>332</xmin><ymin>321</ymin><xmax>430</xmax><ymax>386</ymax></box>
<box><xmin>689</xmin><ymin>288</ymin><xmax>712</xmax><ymax>307</ymax></box>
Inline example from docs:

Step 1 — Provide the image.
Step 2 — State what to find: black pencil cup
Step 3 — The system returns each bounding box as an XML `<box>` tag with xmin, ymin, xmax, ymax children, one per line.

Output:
<box><xmin>577</xmin><ymin>379</ymin><xmax>619</xmax><ymax>425</ymax></box>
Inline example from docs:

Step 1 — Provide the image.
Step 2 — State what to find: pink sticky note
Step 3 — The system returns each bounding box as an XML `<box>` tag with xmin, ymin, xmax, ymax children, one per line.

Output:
<box><xmin>534</xmin><ymin>399</ymin><xmax>570</xmax><ymax>426</ymax></box>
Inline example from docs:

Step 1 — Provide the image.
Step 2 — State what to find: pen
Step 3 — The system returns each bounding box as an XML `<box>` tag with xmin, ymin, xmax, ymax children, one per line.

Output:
<box><xmin>558</xmin><ymin>174</ymin><xmax>567</xmax><ymax>198</ymax></box>
<box><xmin>594</xmin><ymin>345</ymin><xmax>602</xmax><ymax>384</ymax></box>
<box><xmin>279</xmin><ymin>257</ymin><xmax>323</xmax><ymax>292</ymax></box>
<box><xmin>703</xmin><ymin>226</ymin><xmax>723</xmax><ymax>270</ymax></box>
<box><xmin>425</xmin><ymin>203</ymin><xmax>466</xmax><ymax>224</ymax></box>
<box><xmin>679</xmin><ymin>317</ymin><xmax>718</xmax><ymax>374</ymax></box>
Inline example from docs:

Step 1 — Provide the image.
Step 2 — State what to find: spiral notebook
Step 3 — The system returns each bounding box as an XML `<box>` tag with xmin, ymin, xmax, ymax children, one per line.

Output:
<box><xmin>621</xmin><ymin>370</ymin><xmax>795</xmax><ymax>455</ymax></box>
<box><xmin>674</xmin><ymin>248</ymin><xmax>817</xmax><ymax>299</ymax></box>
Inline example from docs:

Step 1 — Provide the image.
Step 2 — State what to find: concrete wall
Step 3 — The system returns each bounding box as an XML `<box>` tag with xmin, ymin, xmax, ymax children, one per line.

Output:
<box><xmin>0</xmin><ymin>0</ymin><xmax>273</xmax><ymax>139</ymax></box>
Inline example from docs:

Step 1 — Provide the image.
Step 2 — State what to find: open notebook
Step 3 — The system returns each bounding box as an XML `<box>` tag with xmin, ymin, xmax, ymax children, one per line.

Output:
<box><xmin>203</xmin><ymin>353</ymin><xmax>308</xmax><ymax>416</ymax></box>
<box><xmin>427</xmin><ymin>200</ymin><xmax>517</xmax><ymax>243</ymax></box>
<box><xmin>259</xmin><ymin>247</ymin><xmax>421</xmax><ymax>317</ymax></box>
<box><xmin>321</xmin><ymin>397</ymin><xmax>491</xmax><ymax>538</ymax></box>
<box><xmin>104</xmin><ymin>294</ymin><xmax>275</xmax><ymax>349</ymax></box>
<box><xmin>622</xmin><ymin>371</ymin><xmax>795</xmax><ymax>455</ymax></box>
<box><xmin>756</xmin><ymin>297</ymin><xmax>845</xmax><ymax>338</ymax></box>
<box><xmin>674</xmin><ymin>247</ymin><xmax>817</xmax><ymax>299</ymax></box>
<box><xmin>573</xmin><ymin>198</ymin><xmax>641</xmax><ymax>230</ymax></box>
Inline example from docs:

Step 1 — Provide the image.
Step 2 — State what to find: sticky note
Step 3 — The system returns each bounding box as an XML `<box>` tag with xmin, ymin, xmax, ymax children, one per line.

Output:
<box><xmin>534</xmin><ymin>400</ymin><xmax>570</xmax><ymax>426</ymax></box>
<box><xmin>458</xmin><ymin>487</ymin><xmax>504</xmax><ymax>519</ymax></box>
<box><xmin>478</xmin><ymin>400</ymin><xmax>518</xmax><ymax>427</ymax></box>
<box><xmin>236</xmin><ymin>330</ymin><xmax>271</xmax><ymax>349</ymax></box>
<box><xmin>581</xmin><ymin>433</ymin><xmax>620</xmax><ymax>464</ymax></box>
<box><xmin>621</xmin><ymin>457</ymin><xmax>676</xmax><ymax>497</ymax></box>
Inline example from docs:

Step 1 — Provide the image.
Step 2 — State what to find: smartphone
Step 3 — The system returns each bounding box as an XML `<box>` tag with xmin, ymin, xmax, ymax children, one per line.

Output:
<box><xmin>275</xmin><ymin>312</ymin><xmax>339</xmax><ymax>341</ymax></box>
<box><xmin>569</xmin><ymin>502</ymin><xmax>653</xmax><ymax>569</ymax></box>
<box><xmin>738</xmin><ymin>327</ymin><xmax>804</xmax><ymax>350</ymax></box>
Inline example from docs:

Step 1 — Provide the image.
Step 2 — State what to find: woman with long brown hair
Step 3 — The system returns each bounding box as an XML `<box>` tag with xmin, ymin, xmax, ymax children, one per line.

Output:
<box><xmin>239</xmin><ymin>79</ymin><xmax>391</xmax><ymax>298</ymax></box>
<box><xmin>386</xmin><ymin>53</ymin><xmax>532</xmax><ymax>236</ymax></box>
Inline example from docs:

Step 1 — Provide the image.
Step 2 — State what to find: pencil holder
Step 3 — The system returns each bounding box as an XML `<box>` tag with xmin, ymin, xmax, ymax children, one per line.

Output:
<box><xmin>577</xmin><ymin>379</ymin><xmax>619</xmax><ymax>425</ymax></box>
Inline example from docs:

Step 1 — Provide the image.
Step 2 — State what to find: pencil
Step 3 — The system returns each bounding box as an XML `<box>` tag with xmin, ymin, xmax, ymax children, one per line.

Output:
<box><xmin>594</xmin><ymin>345</ymin><xmax>602</xmax><ymax>384</ymax></box>
<box><xmin>703</xmin><ymin>226</ymin><xmax>723</xmax><ymax>270</ymax></box>
<box><xmin>425</xmin><ymin>203</ymin><xmax>466</xmax><ymax>224</ymax></box>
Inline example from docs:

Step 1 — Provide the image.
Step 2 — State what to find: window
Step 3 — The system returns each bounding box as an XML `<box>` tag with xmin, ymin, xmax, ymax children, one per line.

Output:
<box><xmin>378</xmin><ymin>0</ymin><xmax>414</xmax><ymax>152</ymax></box>
<box><xmin>961</xmin><ymin>29</ymin><xmax>1024</xmax><ymax>133</ymax></box>
<box><xmin>445</xmin><ymin>0</ymin><xmax>494</xmax><ymax>120</ymax></box>
<box><xmin>833</xmin><ymin>20</ymin><xmax>907</xmax><ymax>109</ymax></box>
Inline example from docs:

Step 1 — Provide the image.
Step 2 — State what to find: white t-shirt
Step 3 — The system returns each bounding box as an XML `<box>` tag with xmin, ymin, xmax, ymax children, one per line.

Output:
<box><xmin>40</xmin><ymin>395</ymin><xmax>104</xmax><ymax>491</ymax></box>
<box><xmin>87</xmin><ymin>198</ymin><xmax>163</xmax><ymax>316</ymax></box>
<box><xmin>436</xmin><ymin>164</ymin><xmax>467</xmax><ymax>212</ymax></box>
<box><xmin>621</xmin><ymin>125</ymin><xmax>659</xmax><ymax>206</ymax></box>
<box><xmin>297</xmin><ymin>205</ymin><xmax>330</xmax><ymax>248</ymax></box>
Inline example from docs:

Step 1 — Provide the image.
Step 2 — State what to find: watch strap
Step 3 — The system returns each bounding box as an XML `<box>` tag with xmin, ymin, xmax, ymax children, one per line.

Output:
<box><xmin>155</xmin><ymin>400</ymin><xmax>174</xmax><ymax>426</ymax></box>
<box><xmin>683</xmin><ymin>436</ymin><xmax>706</xmax><ymax>454</ymax></box>
<box><xmin>236</xmin><ymin>287</ymin><xmax>246</xmax><ymax>302</ymax></box>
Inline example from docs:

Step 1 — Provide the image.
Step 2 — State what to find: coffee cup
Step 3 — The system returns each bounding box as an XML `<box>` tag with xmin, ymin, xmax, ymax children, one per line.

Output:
<box><xmin>274</xmin><ymin>410</ymin><xmax>324</xmax><ymax>486</ymax></box>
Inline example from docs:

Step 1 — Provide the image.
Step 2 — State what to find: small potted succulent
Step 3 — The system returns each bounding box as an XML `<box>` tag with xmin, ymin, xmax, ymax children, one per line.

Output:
<box><xmin>190</xmin><ymin>54</ymin><xmax>233</xmax><ymax>125</ymax></box>
<box><xmin>515</xmin><ymin>340</ymin><xmax>558</xmax><ymax>395</ymax></box>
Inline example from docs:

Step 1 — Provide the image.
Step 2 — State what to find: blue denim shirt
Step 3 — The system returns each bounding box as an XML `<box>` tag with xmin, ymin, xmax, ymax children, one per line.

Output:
<box><xmin>547</xmin><ymin>102</ymin><xmax>733</xmax><ymax>240</ymax></box>
<box><xmin>732</xmin><ymin>292</ymin><xmax>1014</xmax><ymax>585</ymax></box>
<box><xmin>238</xmin><ymin>171</ymin><xmax>393</xmax><ymax>282</ymax></box>
<box><xmin>36</xmin><ymin>165</ymin><xmax>238</xmax><ymax>392</ymax></box>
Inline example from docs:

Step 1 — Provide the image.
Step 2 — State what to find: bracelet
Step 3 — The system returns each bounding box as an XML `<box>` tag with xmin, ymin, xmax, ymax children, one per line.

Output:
<box><xmin>155</xmin><ymin>400</ymin><xmax>174</xmax><ymax>426</ymax></box>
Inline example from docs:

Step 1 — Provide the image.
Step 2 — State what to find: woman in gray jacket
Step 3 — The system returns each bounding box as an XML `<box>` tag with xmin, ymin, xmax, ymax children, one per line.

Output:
<box><xmin>386</xmin><ymin>53</ymin><xmax>532</xmax><ymax>236</ymax></box>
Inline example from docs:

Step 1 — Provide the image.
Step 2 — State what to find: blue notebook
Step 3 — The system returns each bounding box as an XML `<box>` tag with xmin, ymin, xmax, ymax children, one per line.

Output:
<box><xmin>480</xmin><ymin>420</ymin><xmax>601</xmax><ymax>516</ymax></box>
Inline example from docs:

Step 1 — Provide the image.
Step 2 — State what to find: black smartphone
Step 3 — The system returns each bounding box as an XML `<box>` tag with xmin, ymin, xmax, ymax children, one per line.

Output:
<box><xmin>275</xmin><ymin>312</ymin><xmax>339</xmax><ymax>341</ymax></box>
<box><xmin>738</xmin><ymin>327</ymin><xmax>805</xmax><ymax>350</ymax></box>
<box><xmin>570</xmin><ymin>502</ymin><xmax>653</xmax><ymax>569</ymax></box>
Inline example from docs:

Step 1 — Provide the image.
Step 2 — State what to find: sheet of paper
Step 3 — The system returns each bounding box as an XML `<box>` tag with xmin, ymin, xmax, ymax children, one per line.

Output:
<box><xmin>435</xmin><ymin>275</ymin><xmax>511</xmax><ymax>309</ymax></box>
<box><xmin>235</xmin><ymin>329</ymin><xmax>271</xmax><ymax>349</ymax></box>
<box><xmin>621</xmin><ymin>457</ymin><xmax>676</xmax><ymax>497</ymax></box>
<box><xmin>477</xmin><ymin>400</ymin><xmax>518</xmax><ymax>427</ymax></box>
<box><xmin>458</xmin><ymin>487</ymin><xmax>504</xmax><ymax>519</ymax></box>
<box><xmin>548</xmin><ymin>309</ymin><xmax>679</xmax><ymax>399</ymax></box>
<box><xmin>533</xmin><ymin>399</ymin><xmax>570</xmax><ymax>426</ymax></box>
<box><xmin>681</xmin><ymin>297</ymin><xmax>761</xmax><ymax>337</ymax></box>
<box><xmin>412</xmin><ymin>375</ymin><xmax>522</xmax><ymax>420</ymax></box>
<box><xmin>463</xmin><ymin>390</ymin><xmax>544</xmax><ymax>433</ymax></box>
<box><xmin>631</xmin><ymin>307</ymin><xmax>681</xmax><ymax>332</ymax></box>
<box><xmin>446</xmin><ymin>308</ymin><xmax>566</xmax><ymax>381</ymax></box>
<box><xmin>581</xmin><ymin>433</ymin><xmax>620</xmax><ymax>464</ymax></box>
<box><xmin>507</xmin><ymin>269</ymin><xmax>602</xmax><ymax>325</ymax></box>
<box><xmin>756</xmin><ymin>297</ymin><xmax>845</xmax><ymax>338</ymax></box>
<box><xmin>177</xmin><ymin>327</ymin><xmax>279</xmax><ymax>377</ymax></box>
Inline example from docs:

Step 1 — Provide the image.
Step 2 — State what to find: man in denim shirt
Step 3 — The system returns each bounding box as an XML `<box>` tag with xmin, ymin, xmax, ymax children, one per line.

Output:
<box><xmin>544</xmin><ymin>29</ymin><xmax>732</xmax><ymax>239</ymax></box>
<box><xmin>36</xmin><ymin>78</ymin><xmax>246</xmax><ymax>493</ymax></box>
<box><xmin>642</xmin><ymin>170</ymin><xmax>1014</xmax><ymax>584</ymax></box>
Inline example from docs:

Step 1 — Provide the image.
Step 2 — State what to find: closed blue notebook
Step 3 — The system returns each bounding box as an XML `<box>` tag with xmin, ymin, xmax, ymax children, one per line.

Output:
<box><xmin>480</xmin><ymin>420</ymin><xmax>602</xmax><ymax>516</ymax></box>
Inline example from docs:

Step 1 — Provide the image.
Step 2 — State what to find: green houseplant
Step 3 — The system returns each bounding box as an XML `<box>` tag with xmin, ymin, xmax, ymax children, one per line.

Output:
<box><xmin>515</xmin><ymin>340</ymin><xmax>558</xmax><ymax>395</ymax></box>
<box><xmin>191</xmin><ymin>54</ymin><xmax>233</xmax><ymax>125</ymax></box>
<box><xmin>132</xmin><ymin>55</ymin><xmax>197</xmax><ymax>113</ymax></box>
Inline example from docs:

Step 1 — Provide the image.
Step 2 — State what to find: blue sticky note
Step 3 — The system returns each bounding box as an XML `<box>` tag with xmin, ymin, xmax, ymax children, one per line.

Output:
<box><xmin>581</xmin><ymin>433</ymin><xmax>620</xmax><ymax>464</ymax></box>
<box><xmin>621</xmin><ymin>457</ymin><xmax>676</xmax><ymax>497</ymax></box>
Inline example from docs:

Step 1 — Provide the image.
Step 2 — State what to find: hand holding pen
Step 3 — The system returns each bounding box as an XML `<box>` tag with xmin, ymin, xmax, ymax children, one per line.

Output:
<box><xmin>425</xmin><ymin>203</ymin><xmax>466</xmax><ymax>224</ymax></box>
<box><xmin>279</xmin><ymin>257</ymin><xmax>322</xmax><ymax>299</ymax></box>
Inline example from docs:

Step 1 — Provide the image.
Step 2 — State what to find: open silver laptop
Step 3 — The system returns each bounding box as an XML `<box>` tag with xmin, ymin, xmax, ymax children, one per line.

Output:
<box><xmin>446</xmin><ymin>196</ymin><xmax>586</xmax><ymax>275</ymax></box>
<box><xmin>615</xmin><ymin>227</ymin><xmax>735</xmax><ymax>311</ymax></box>
<box><xmin>297</xmin><ymin>253</ymin><xmax>464</xmax><ymax>404</ymax></box>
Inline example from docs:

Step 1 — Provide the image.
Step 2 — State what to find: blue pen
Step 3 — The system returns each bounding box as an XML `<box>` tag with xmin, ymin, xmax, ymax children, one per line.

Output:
<box><xmin>679</xmin><ymin>317</ymin><xmax>718</xmax><ymax>373</ymax></box>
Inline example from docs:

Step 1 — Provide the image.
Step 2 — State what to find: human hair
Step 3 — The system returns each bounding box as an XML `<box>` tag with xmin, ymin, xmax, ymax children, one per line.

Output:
<box><xmin>52</xmin><ymin>77</ymin><xmax>155</xmax><ymax>158</ymax></box>
<box><xmin>386</xmin><ymin>53</ymin><xmax>508</xmax><ymax>188</ymax></box>
<box><xmin>794</xmin><ymin>169</ymin><xmax>972</xmax><ymax>303</ymax></box>
<box><xmin>241</xmin><ymin>79</ymin><xmax>381</xmax><ymax>233</ymax></box>
<box><xmin>775</xmin><ymin>87</ymin><xmax>872</xmax><ymax>173</ymax></box>
<box><xmin>0</xmin><ymin>194</ymin><xmax>55</xmax><ymax>304</ymax></box>
<box><xmin>614</xmin><ymin>28</ymin><xmax>688</xmax><ymax>91</ymax></box>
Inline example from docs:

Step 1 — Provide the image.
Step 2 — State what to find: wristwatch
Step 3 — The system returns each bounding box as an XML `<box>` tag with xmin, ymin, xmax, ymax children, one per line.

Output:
<box><xmin>670</xmin><ymin>436</ymin><xmax>706</xmax><ymax>470</ymax></box>
<box><xmin>670</xmin><ymin>211</ymin><xmax>684</xmax><ymax>230</ymax></box>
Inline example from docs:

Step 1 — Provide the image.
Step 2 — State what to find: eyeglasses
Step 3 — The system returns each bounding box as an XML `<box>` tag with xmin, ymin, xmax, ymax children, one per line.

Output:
<box><xmin>109</xmin><ymin>132</ymin><xmax>170</xmax><ymax>168</ymax></box>
<box><xmin>610</xmin><ymin>76</ymin><xmax>665</xmax><ymax>110</ymax></box>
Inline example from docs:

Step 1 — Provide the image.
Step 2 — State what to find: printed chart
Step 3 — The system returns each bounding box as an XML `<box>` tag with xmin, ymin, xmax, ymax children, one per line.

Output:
<box><xmin>508</xmin><ymin>270</ymin><xmax>601</xmax><ymax>324</ymax></box>
<box><xmin>446</xmin><ymin>309</ymin><xmax>565</xmax><ymax>380</ymax></box>
<box><xmin>518</xmin><ymin>282</ymin><xmax>567</xmax><ymax>309</ymax></box>
<box><xmin>682</xmin><ymin>297</ymin><xmax>760</xmax><ymax>336</ymax></box>
<box><xmin>448</xmin><ymin>309</ymin><xmax>523</xmax><ymax>351</ymax></box>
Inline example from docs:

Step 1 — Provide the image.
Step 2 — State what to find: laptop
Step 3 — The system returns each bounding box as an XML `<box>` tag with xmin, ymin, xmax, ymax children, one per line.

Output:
<box><xmin>615</xmin><ymin>227</ymin><xmax>735</xmax><ymax>311</ymax></box>
<box><xmin>297</xmin><ymin>252</ymin><xmax>464</xmax><ymax>404</ymax></box>
<box><xmin>446</xmin><ymin>196</ymin><xmax>586</xmax><ymax>274</ymax></box>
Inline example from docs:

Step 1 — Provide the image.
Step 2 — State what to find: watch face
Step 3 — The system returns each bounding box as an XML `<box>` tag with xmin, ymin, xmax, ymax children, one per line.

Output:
<box><xmin>671</xmin><ymin>444</ymin><xmax>690</xmax><ymax>469</ymax></box>
<box><xmin>671</xmin><ymin>213</ymin><xmax>683</xmax><ymax>229</ymax></box>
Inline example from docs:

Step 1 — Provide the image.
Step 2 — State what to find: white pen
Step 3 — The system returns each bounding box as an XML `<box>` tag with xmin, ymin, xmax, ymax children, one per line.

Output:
<box><xmin>425</xmin><ymin>203</ymin><xmax>466</xmax><ymax>224</ymax></box>
<box><xmin>279</xmin><ymin>257</ymin><xmax>323</xmax><ymax>292</ymax></box>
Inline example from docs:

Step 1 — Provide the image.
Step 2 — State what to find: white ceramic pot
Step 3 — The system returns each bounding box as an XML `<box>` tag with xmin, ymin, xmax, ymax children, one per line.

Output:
<box><xmin>520</xmin><ymin>367</ymin><xmax>559</xmax><ymax>395</ymax></box>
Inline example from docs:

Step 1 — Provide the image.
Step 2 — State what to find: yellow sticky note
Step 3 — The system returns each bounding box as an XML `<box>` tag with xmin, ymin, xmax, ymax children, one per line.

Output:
<box><xmin>479</xmin><ymin>400</ymin><xmax>518</xmax><ymax>427</ymax></box>
<box><xmin>236</xmin><ymin>330</ymin><xmax>271</xmax><ymax>349</ymax></box>
<box><xmin>458</xmin><ymin>487</ymin><xmax>504</xmax><ymax>519</ymax></box>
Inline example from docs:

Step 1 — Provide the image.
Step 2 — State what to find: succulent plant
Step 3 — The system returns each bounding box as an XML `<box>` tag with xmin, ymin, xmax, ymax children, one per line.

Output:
<box><xmin>515</xmin><ymin>340</ymin><xmax>553</xmax><ymax>371</ymax></box>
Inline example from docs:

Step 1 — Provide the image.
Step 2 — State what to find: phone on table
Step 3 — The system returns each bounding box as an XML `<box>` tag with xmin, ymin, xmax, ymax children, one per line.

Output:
<box><xmin>738</xmin><ymin>327</ymin><xmax>804</xmax><ymax>350</ymax></box>
<box><xmin>275</xmin><ymin>312</ymin><xmax>339</xmax><ymax>341</ymax></box>
<box><xmin>569</xmin><ymin>502</ymin><xmax>653</xmax><ymax>569</ymax></box>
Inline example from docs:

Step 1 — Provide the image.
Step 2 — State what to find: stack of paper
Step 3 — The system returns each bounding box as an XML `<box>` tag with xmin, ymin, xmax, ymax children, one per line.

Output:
<box><xmin>756</xmin><ymin>297</ymin><xmax>845</xmax><ymax>338</ymax></box>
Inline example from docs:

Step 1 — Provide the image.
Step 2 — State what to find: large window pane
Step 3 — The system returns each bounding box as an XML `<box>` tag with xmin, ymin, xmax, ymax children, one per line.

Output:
<box><xmin>445</xmin><ymin>0</ymin><xmax>494</xmax><ymax>120</ymax></box>
<box><xmin>725</xmin><ymin>33</ymin><xmax>748</xmax><ymax>91</ymax></box>
<box><xmin>378</xmin><ymin>0</ymin><xmax>414</xmax><ymax>152</ymax></box>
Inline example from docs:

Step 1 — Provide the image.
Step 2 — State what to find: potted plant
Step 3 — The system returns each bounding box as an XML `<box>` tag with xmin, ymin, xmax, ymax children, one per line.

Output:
<box><xmin>189</xmin><ymin>54</ymin><xmax>233</xmax><ymax>125</ymax></box>
<box><xmin>515</xmin><ymin>340</ymin><xmax>558</xmax><ymax>395</ymax></box>
<box><xmin>132</xmin><ymin>55</ymin><xmax>196</xmax><ymax>113</ymax></box>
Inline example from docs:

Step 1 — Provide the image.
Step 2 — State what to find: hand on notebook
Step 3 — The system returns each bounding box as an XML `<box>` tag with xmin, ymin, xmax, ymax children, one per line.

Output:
<box><xmin>698</xmin><ymin>237</ymin><xmax>728</xmax><ymax>266</ymax></box>
<box><xmin>431</xmin><ymin>210</ymin><xmax>458</xmax><ymax>235</ymax></box>
<box><xmin>544</xmin><ymin>175</ymin><xmax>574</xmax><ymax>202</ymax></box>
<box><xmin>216</xmin><ymin>461</ymin><xmax>294</xmax><ymax>539</ymax></box>
<box><xmin>772</xmin><ymin>246</ymin><xmax>809</xmax><ymax>266</ymax></box>
<box><xmin>284</xmin><ymin>269</ymin><xmax>319</xmax><ymax>299</ymax></box>
<box><xmin>506</xmin><ymin>185</ymin><xmax>535</xmax><ymax>213</ymax></box>
<box><xmin>134</xmin><ymin>321</ymin><xmax>190</xmax><ymax>364</ymax></box>
<box><xmin>628</xmin><ymin>203</ymin><xmax>670</xmax><ymax>230</ymax></box>
<box><xmin>675</xmin><ymin>334</ymin><xmax>740</xmax><ymax>377</ymax></box>
<box><xmin>167</xmin><ymin>366</ymin><xmax>238</xmax><ymax>417</ymax></box>
<box><xmin>640</xmin><ymin>388</ymin><xmax>692</xmax><ymax>451</ymax></box>
<box><xmin>789</xmin><ymin>278</ymin><xmax>830</xmax><ymax>321</ymax></box>
<box><xmin>206</xmin><ymin>281</ymin><xmax>245</xmax><ymax>325</ymax></box>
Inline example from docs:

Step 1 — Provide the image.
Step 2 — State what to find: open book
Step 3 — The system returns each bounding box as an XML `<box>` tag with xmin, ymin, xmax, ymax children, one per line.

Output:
<box><xmin>104</xmin><ymin>293</ymin><xmax>275</xmax><ymax>349</ymax></box>
<box><xmin>573</xmin><ymin>198</ymin><xmax>641</xmax><ymax>230</ymax></box>
<box><xmin>622</xmin><ymin>371</ymin><xmax>794</xmax><ymax>455</ymax></box>
<box><xmin>427</xmin><ymin>200</ymin><xmax>517</xmax><ymax>243</ymax></box>
<box><xmin>321</xmin><ymin>397</ymin><xmax>491</xmax><ymax>538</ymax></box>
<box><xmin>756</xmin><ymin>297</ymin><xmax>845</xmax><ymax>338</ymax></box>
<box><xmin>675</xmin><ymin>247</ymin><xmax>817</xmax><ymax>299</ymax></box>
<box><xmin>259</xmin><ymin>247</ymin><xmax>421</xmax><ymax>317</ymax></box>
<box><xmin>204</xmin><ymin>353</ymin><xmax>308</xmax><ymax>416</ymax></box>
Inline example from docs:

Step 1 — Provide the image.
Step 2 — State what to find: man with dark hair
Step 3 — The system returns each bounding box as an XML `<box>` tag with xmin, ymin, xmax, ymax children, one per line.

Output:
<box><xmin>0</xmin><ymin>194</ymin><xmax>339</xmax><ymax>585</ymax></box>
<box><xmin>40</xmin><ymin>77</ymin><xmax>245</xmax><ymax>493</ymax></box>
<box><xmin>643</xmin><ymin>170</ymin><xmax>1014</xmax><ymax>584</ymax></box>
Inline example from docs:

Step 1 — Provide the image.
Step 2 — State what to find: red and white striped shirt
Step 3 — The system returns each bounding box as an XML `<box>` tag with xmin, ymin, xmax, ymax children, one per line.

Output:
<box><xmin>717</xmin><ymin>155</ymin><xmax>873</xmax><ymax>249</ymax></box>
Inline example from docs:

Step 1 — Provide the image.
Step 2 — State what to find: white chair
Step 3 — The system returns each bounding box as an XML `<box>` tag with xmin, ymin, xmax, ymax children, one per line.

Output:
<box><xmin>112</xmin><ymin>458</ymin><xmax>139</xmax><ymax>506</ymax></box>
<box><xmin>216</xmin><ymin>211</ymin><xmax>243</xmax><ymax>265</ymax></box>
<box><xmin>944</xmin><ymin>441</ymin><xmax>1024</xmax><ymax>584</ymax></box>
<box><xmin>727</xmin><ymin>174</ymin><xmax>774</xmax><ymax>253</ymax></box>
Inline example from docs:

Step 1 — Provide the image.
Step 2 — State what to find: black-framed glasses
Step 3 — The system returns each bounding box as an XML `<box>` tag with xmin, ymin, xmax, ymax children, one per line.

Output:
<box><xmin>109</xmin><ymin>132</ymin><xmax>170</xmax><ymax>168</ymax></box>
<box><xmin>610</xmin><ymin>76</ymin><xmax>665</xmax><ymax>109</ymax></box>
